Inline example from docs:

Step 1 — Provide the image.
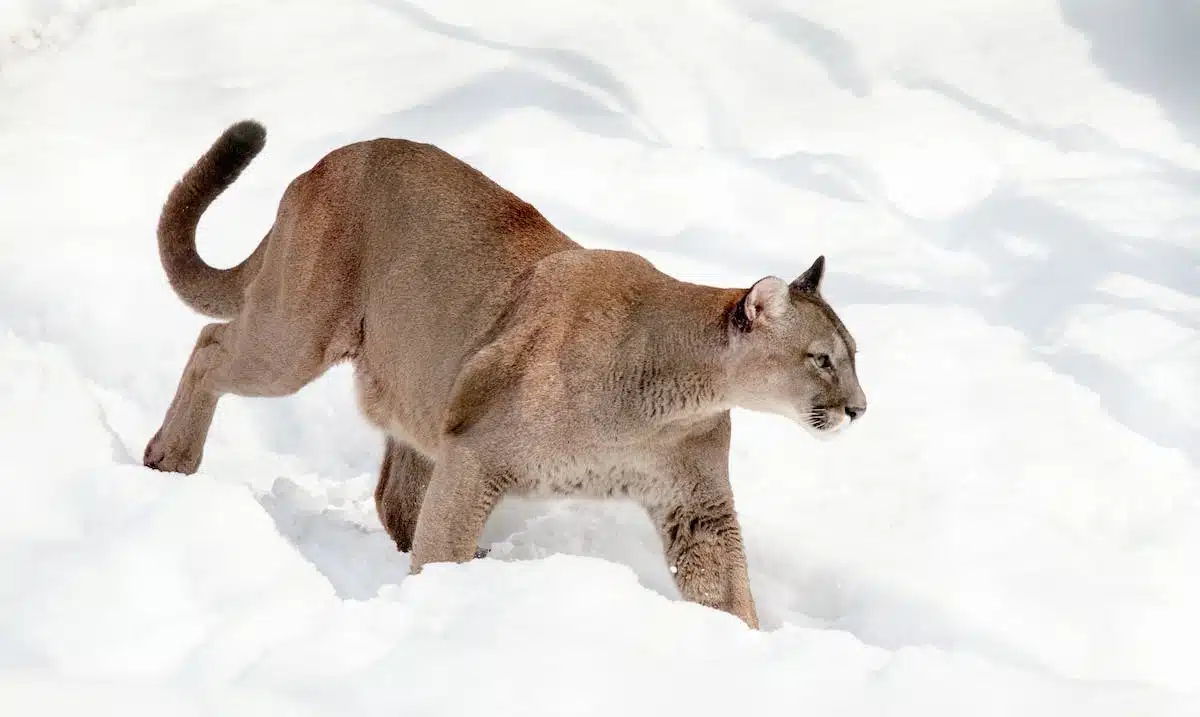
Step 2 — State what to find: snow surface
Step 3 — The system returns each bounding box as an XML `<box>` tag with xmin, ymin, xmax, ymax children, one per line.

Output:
<box><xmin>2</xmin><ymin>0</ymin><xmax>1199</xmax><ymax>714</ymax></box>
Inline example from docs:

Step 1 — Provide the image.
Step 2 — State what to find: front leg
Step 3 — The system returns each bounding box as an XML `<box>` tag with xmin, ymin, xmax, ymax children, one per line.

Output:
<box><xmin>410</xmin><ymin>443</ymin><xmax>513</xmax><ymax>572</ymax></box>
<box><xmin>650</xmin><ymin>494</ymin><xmax>759</xmax><ymax>629</ymax></box>
<box><xmin>646</xmin><ymin>412</ymin><xmax>759</xmax><ymax>629</ymax></box>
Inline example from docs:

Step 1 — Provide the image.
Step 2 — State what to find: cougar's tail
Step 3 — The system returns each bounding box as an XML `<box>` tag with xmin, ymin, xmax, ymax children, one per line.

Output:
<box><xmin>156</xmin><ymin>119</ymin><xmax>269</xmax><ymax>319</ymax></box>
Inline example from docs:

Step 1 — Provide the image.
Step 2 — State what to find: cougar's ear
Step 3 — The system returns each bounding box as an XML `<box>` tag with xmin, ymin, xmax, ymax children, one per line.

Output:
<box><xmin>732</xmin><ymin>276</ymin><xmax>789</xmax><ymax>332</ymax></box>
<box><xmin>790</xmin><ymin>255</ymin><xmax>825</xmax><ymax>295</ymax></box>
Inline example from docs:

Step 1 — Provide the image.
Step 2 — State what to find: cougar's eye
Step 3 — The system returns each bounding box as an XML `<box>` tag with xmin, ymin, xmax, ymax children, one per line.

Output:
<box><xmin>810</xmin><ymin>353</ymin><xmax>832</xmax><ymax>370</ymax></box>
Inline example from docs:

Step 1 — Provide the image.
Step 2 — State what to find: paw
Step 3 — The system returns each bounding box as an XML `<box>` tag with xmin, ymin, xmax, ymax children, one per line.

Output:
<box><xmin>142</xmin><ymin>430</ymin><xmax>202</xmax><ymax>475</ymax></box>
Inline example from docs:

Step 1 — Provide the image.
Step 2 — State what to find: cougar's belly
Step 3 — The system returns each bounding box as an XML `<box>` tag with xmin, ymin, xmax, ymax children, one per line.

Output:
<box><xmin>352</xmin><ymin>356</ymin><xmax>446</xmax><ymax>457</ymax></box>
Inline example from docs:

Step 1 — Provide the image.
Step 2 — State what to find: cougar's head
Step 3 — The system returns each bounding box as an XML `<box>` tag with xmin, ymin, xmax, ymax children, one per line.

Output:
<box><xmin>728</xmin><ymin>256</ymin><xmax>867</xmax><ymax>438</ymax></box>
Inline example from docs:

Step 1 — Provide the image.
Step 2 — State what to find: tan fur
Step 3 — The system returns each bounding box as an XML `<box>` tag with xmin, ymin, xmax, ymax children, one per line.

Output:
<box><xmin>145</xmin><ymin>120</ymin><xmax>868</xmax><ymax>629</ymax></box>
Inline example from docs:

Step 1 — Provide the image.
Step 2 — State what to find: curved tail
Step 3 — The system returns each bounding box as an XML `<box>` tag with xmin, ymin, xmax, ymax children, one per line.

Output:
<box><xmin>156</xmin><ymin>120</ymin><xmax>270</xmax><ymax>319</ymax></box>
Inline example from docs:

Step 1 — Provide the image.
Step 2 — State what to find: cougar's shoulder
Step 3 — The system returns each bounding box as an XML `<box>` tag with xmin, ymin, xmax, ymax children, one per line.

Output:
<box><xmin>439</xmin><ymin>249</ymin><xmax>616</xmax><ymax>440</ymax></box>
<box><xmin>440</xmin><ymin>248</ymin><xmax>726</xmax><ymax>443</ymax></box>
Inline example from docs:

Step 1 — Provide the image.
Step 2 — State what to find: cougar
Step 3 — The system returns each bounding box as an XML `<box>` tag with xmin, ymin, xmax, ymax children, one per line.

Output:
<box><xmin>144</xmin><ymin>120</ymin><xmax>868</xmax><ymax>629</ymax></box>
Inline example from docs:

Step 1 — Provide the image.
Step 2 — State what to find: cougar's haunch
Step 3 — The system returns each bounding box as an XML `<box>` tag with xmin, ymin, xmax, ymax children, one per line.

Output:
<box><xmin>144</xmin><ymin>120</ymin><xmax>869</xmax><ymax>629</ymax></box>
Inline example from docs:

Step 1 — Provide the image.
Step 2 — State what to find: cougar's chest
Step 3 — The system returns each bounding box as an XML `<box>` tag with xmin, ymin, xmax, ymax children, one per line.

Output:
<box><xmin>511</xmin><ymin>448</ymin><xmax>660</xmax><ymax>502</ymax></box>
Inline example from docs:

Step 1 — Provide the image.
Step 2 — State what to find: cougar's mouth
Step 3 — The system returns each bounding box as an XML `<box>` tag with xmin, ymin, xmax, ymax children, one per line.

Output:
<box><xmin>803</xmin><ymin>406</ymin><xmax>849</xmax><ymax>435</ymax></box>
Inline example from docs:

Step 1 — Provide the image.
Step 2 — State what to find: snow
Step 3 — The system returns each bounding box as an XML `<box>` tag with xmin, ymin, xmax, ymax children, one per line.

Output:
<box><xmin>1</xmin><ymin>0</ymin><xmax>1198</xmax><ymax>714</ymax></box>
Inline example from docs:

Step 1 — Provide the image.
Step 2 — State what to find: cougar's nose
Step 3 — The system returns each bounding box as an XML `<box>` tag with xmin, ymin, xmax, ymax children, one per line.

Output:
<box><xmin>845</xmin><ymin>405</ymin><xmax>866</xmax><ymax>421</ymax></box>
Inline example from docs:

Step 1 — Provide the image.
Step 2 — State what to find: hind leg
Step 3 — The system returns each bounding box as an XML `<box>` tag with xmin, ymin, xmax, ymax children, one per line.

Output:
<box><xmin>374</xmin><ymin>437</ymin><xmax>435</xmax><ymax>552</ymax></box>
<box><xmin>144</xmin><ymin>304</ymin><xmax>350</xmax><ymax>474</ymax></box>
<box><xmin>144</xmin><ymin>321</ymin><xmax>234</xmax><ymax>474</ymax></box>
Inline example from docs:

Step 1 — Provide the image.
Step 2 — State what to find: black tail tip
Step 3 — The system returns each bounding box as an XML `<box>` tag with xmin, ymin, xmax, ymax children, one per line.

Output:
<box><xmin>220</xmin><ymin>119</ymin><xmax>267</xmax><ymax>155</ymax></box>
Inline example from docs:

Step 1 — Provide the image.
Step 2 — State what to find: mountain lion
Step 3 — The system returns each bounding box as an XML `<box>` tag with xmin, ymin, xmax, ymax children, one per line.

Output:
<box><xmin>144</xmin><ymin>120</ymin><xmax>868</xmax><ymax>629</ymax></box>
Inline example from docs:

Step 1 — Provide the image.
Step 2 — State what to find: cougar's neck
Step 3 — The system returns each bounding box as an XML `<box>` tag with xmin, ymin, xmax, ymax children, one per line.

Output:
<box><xmin>623</xmin><ymin>282</ymin><xmax>745</xmax><ymax>424</ymax></box>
